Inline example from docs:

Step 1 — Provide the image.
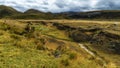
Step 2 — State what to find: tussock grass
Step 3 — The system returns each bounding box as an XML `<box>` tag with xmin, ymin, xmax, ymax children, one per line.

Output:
<box><xmin>0</xmin><ymin>20</ymin><xmax>114</xmax><ymax>68</ymax></box>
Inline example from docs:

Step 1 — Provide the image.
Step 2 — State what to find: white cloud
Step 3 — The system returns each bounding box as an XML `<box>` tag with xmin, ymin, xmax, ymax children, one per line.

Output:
<box><xmin>0</xmin><ymin>0</ymin><xmax>120</xmax><ymax>13</ymax></box>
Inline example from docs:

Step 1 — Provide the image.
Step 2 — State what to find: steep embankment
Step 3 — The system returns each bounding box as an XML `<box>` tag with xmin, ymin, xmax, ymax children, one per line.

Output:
<box><xmin>51</xmin><ymin>21</ymin><xmax>120</xmax><ymax>67</ymax></box>
<box><xmin>52</xmin><ymin>22</ymin><xmax>120</xmax><ymax>53</ymax></box>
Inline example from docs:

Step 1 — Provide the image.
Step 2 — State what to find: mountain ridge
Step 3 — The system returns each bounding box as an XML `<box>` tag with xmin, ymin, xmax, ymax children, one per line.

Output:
<box><xmin>1</xmin><ymin>5</ymin><xmax>120</xmax><ymax>20</ymax></box>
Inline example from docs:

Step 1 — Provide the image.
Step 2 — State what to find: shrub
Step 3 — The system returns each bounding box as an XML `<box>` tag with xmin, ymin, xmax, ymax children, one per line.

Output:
<box><xmin>61</xmin><ymin>59</ymin><xmax>70</xmax><ymax>66</ymax></box>
<box><xmin>69</xmin><ymin>52</ymin><xmax>77</xmax><ymax>60</ymax></box>
<box><xmin>0</xmin><ymin>30</ymin><xmax>4</xmax><ymax>35</ymax></box>
<box><xmin>39</xmin><ymin>38</ymin><xmax>46</xmax><ymax>45</ymax></box>
<box><xmin>0</xmin><ymin>23</ymin><xmax>10</xmax><ymax>30</ymax></box>
<box><xmin>34</xmin><ymin>38</ymin><xmax>46</xmax><ymax>50</ymax></box>
<box><xmin>10</xmin><ymin>34</ymin><xmax>21</xmax><ymax>40</ymax></box>
<box><xmin>53</xmin><ymin>50</ymin><xmax>61</xmax><ymax>58</ymax></box>
<box><xmin>36</xmin><ymin>44</ymin><xmax>46</xmax><ymax>50</ymax></box>
<box><xmin>14</xmin><ymin>39</ymin><xmax>35</xmax><ymax>49</ymax></box>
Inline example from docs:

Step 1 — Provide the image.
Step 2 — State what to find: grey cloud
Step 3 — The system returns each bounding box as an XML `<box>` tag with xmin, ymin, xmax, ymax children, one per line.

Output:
<box><xmin>43</xmin><ymin>1</ymin><xmax>49</xmax><ymax>5</ymax></box>
<box><xmin>55</xmin><ymin>0</ymin><xmax>68</xmax><ymax>8</ymax></box>
<box><xmin>0</xmin><ymin>0</ymin><xmax>120</xmax><ymax>13</ymax></box>
<box><xmin>96</xmin><ymin>0</ymin><xmax>120</xmax><ymax>10</ymax></box>
<box><xmin>54</xmin><ymin>0</ymin><xmax>91</xmax><ymax>12</ymax></box>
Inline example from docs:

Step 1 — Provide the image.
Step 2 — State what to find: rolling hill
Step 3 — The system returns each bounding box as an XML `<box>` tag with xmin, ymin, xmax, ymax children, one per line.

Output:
<box><xmin>0</xmin><ymin>5</ymin><xmax>21</xmax><ymax>18</ymax></box>
<box><xmin>1</xmin><ymin>5</ymin><xmax>120</xmax><ymax>20</ymax></box>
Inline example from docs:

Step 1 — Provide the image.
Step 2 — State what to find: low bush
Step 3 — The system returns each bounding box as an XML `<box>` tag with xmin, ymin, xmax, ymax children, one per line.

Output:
<box><xmin>69</xmin><ymin>52</ymin><xmax>77</xmax><ymax>60</ymax></box>
<box><xmin>52</xmin><ymin>50</ymin><xmax>61</xmax><ymax>58</ymax></box>
<box><xmin>61</xmin><ymin>58</ymin><xmax>70</xmax><ymax>66</ymax></box>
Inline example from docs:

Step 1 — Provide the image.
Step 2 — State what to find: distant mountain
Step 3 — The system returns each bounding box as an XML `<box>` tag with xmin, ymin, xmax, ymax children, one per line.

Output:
<box><xmin>24</xmin><ymin>9</ymin><xmax>45</xmax><ymax>14</ymax></box>
<box><xmin>1</xmin><ymin>5</ymin><xmax>120</xmax><ymax>20</ymax></box>
<box><xmin>66</xmin><ymin>10</ymin><xmax>120</xmax><ymax>20</ymax></box>
<box><xmin>0</xmin><ymin>5</ymin><xmax>21</xmax><ymax>18</ymax></box>
<box><xmin>21</xmin><ymin>9</ymin><xmax>52</xmax><ymax>19</ymax></box>
<box><xmin>11</xmin><ymin>8</ymin><xmax>65</xmax><ymax>19</ymax></box>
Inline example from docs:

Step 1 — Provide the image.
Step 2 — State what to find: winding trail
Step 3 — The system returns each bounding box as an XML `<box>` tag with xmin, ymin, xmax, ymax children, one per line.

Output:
<box><xmin>78</xmin><ymin>43</ymin><xmax>95</xmax><ymax>56</ymax></box>
<box><xmin>78</xmin><ymin>43</ymin><xmax>107</xmax><ymax>67</ymax></box>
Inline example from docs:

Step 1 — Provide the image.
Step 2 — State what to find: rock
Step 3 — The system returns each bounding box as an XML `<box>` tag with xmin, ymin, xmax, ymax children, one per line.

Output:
<box><xmin>69</xmin><ymin>30</ymin><xmax>91</xmax><ymax>42</ymax></box>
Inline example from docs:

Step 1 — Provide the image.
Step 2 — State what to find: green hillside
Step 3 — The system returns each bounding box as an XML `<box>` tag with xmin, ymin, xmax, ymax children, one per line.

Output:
<box><xmin>1</xmin><ymin>5</ymin><xmax>120</xmax><ymax>20</ymax></box>
<box><xmin>0</xmin><ymin>5</ymin><xmax>21</xmax><ymax>18</ymax></box>
<box><xmin>0</xmin><ymin>20</ymin><xmax>114</xmax><ymax>68</ymax></box>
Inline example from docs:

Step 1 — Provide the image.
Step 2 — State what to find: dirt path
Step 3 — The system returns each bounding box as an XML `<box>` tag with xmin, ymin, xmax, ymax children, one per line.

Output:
<box><xmin>78</xmin><ymin>43</ymin><xmax>107</xmax><ymax>67</ymax></box>
<box><xmin>79</xmin><ymin>43</ymin><xmax>95</xmax><ymax>56</ymax></box>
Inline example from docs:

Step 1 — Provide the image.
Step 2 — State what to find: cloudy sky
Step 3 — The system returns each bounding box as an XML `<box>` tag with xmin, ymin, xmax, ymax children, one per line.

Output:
<box><xmin>0</xmin><ymin>0</ymin><xmax>120</xmax><ymax>13</ymax></box>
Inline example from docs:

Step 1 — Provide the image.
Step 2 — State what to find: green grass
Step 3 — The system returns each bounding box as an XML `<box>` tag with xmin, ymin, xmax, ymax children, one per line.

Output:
<box><xmin>34</xmin><ymin>24</ymin><xmax>72</xmax><ymax>41</ymax></box>
<box><xmin>0</xmin><ymin>25</ymin><xmax>59</xmax><ymax>68</ymax></box>
<box><xmin>0</xmin><ymin>44</ymin><xmax>59</xmax><ymax>68</ymax></box>
<box><xmin>0</xmin><ymin>20</ymin><xmax>110</xmax><ymax>68</ymax></box>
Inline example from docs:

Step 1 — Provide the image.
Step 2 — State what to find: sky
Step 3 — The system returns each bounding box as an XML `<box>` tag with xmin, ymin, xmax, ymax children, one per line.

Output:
<box><xmin>0</xmin><ymin>0</ymin><xmax>120</xmax><ymax>13</ymax></box>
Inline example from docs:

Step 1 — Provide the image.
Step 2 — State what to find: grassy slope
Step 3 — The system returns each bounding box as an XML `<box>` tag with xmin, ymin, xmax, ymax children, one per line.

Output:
<box><xmin>53</xmin><ymin>20</ymin><xmax>120</xmax><ymax>67</ymax></box>
<box><xmin>0</xmin><ymin>20</ymin><xmax>106</xmax><ymax>68</ymax></box>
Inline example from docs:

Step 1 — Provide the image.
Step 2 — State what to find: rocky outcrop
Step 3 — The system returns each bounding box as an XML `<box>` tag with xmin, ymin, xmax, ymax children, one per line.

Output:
<box><xmin>53</xmin><ymin>23</ymin><xmax>77</xmax><ymax>30</ymax></box>
<box><xmin>69</xmin><ymin>30</ymin><xmax>92</xmax><ymax>42</ymax></box>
